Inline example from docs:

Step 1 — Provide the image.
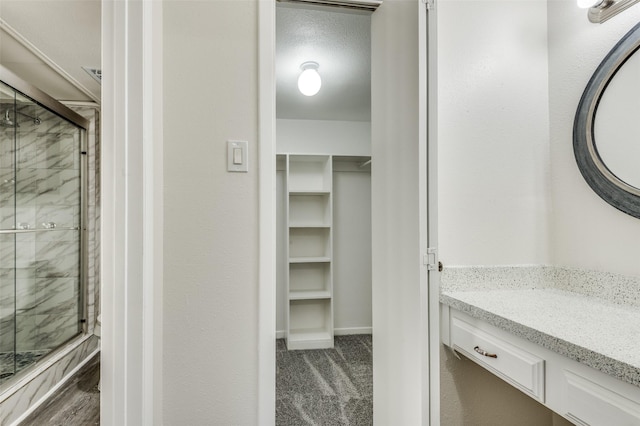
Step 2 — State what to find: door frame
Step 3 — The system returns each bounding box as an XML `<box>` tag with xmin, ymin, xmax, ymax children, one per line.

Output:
<box><xmin>257</xmin><ymin>0</ymin><xmax>439</xmax><ymax>424</ymax></box>
<box><xmin>101</xmin><ymin>1</ymin><xmax>164</xmax><ymax>423</ymax></box>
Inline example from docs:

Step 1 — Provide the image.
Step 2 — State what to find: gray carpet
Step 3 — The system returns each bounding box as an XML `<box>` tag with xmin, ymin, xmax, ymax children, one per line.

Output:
<box><xmin>276</xmin><ymin>335</ymin><xmax>373</xmax><ymax>426</ymax></box>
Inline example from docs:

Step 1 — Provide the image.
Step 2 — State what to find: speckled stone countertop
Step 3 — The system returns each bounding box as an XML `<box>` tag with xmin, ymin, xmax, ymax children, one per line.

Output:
<box><xmin>440</xmin><ymin>266</ymin><xmax>640</xmax><ymax>388</ymax></box>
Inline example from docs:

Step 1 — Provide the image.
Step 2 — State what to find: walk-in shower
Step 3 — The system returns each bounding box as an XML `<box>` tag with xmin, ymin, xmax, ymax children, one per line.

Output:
<box><xmin>0</xmin><ymin>68</ymin><xmax>88</xmax><ymax>386</ymax></box>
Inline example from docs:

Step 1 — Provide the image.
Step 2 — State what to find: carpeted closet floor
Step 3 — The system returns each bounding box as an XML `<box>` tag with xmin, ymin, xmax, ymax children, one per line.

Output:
<box><xmin>276</xmin><ymin>334</ymin><xmax>373</xmax><ymax>426</ymax></box>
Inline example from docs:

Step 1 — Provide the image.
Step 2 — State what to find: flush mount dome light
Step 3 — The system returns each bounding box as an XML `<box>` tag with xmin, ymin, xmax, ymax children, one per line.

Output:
<box><xmin>297</xmin><ymin>62</ymin><xmax>321</xmax><ymax>97</ymax></box>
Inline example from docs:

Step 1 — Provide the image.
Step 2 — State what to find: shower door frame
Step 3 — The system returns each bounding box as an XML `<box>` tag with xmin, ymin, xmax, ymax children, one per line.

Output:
<box><xmin>0</xmin><ymin>65</ymin><xmax>90</xmax><ymax>375</ymax></box>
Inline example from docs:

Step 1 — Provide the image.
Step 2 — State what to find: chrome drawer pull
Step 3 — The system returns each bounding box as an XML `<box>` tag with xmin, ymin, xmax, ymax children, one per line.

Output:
<box><xmin>474</xmin><ymin>346</ymin><xmax>497</xmax><ymax>358</ymax></box>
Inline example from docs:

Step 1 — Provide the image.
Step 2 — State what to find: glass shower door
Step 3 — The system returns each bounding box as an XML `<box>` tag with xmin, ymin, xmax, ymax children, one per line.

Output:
<box><xmin>0</xmin><ymin>81</ymin><xmax>17</xmax><ymax>383</ymax></box>
<box><xmin>0</xmin><ymin>81</ymin><xmax>83</xmax><ymax>385</ymax></box>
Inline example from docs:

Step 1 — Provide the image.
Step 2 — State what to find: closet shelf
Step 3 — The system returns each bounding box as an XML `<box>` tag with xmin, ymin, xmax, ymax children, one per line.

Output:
<box><xmin>289</xmin><ymin>223</ymin><xmax>331</xmax><ymax>229</ymax></box>
<box><xmin>287</xmin><ymin>329</ymin><xmax>333</xmax><ymax>350</ymax></box>
<box><xmin>289</xmin><ymin>190</ymin><xmax>331</xmax><ymax>196</ymax></box>
<box><xmin>286</xmin><ymin>154</ymin><xmax>334</xmax><ymax>350</ymax></box>
<box><xmin>289</xmin><ymin>256</ymin><xmax>331</xmax><ymax>264</ymax></box>
<box><xmin>289</xmin><ymin>290</ymin><xmax>331</xmax><ymax>300</ymax></box>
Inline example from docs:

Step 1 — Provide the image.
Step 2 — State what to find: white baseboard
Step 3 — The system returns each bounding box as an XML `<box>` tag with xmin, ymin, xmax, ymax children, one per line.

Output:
<box><xmin>275</xmin><ymin>327</ymin><xmax>372</xmax><ymax>339</ymax></box>
<box><xmin>334</xmin><ymin>327</ymin><xmax>372</xmax><ymax>336</ymax></box>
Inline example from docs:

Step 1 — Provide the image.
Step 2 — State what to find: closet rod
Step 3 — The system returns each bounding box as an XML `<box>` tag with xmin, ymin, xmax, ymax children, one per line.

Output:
<box><xmin>358</xmin><ymin>159</ymin><xmax>372</xmax><ymax>168</ymax></box>
<box><xmin>277</xmin><ymin>0</ymin><xmax>382</xmax><ymax>12</ymax></box>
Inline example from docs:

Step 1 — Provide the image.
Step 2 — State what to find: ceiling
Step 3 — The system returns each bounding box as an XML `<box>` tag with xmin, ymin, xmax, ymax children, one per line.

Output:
<box><xmin>276</xmin><ymin>5</ymin><xmax>371</xmax><ymax>122</ymax></box>
<box><xmin>0</xmin><ymin>0</ymin><xmax>101</xmax><ymax>104</ymax></box>
<box><xmin>0</xmin><ymin>1</ymin><xmax>371</xmax><ymax>121</ymax></box>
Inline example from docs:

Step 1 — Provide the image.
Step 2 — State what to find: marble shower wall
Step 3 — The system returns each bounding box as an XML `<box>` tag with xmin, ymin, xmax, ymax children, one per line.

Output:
<box><xmin>0</xmin><ymin>102</ymin><xmax>99</xmax><ymax>358</ymax></box>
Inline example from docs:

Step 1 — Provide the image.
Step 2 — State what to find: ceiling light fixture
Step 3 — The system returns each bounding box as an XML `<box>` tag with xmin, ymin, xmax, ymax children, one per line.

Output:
<box><xmin>297</xmin><ymin>62</ymin><xmax>321</xmax><ymax>97</ymax></box>
<box><xmin>579</xmin><ymin>0</ymin><xmax>640</xmax><ymax>23</ymax></box>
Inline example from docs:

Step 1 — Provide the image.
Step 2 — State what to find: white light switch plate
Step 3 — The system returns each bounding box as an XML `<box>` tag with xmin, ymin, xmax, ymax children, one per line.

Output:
<box><xmin>227</xmin><ymin>140</ymin><xmax>248</xmax><ymax>172</ymax></box>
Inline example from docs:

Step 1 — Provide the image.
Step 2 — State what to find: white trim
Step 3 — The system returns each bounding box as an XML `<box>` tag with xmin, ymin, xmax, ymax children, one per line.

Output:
<box><xmin>419</xmin><ymin>1</ymin><xmax>440</xmax><ymax>424</ymax></box>
<box><xmin>258</xmin><ymin>0</ymin><xmax>277</xmax><ymax>425</ymax></box>
<box><xmin>142</xmin><ymin>1</ymin><xmax>164</xmax><ymax>424</ymax></box>
<box><xmin>418</xmin><ymin>0</ymin><xmax>430</xmax><ymax>423</ymax></box>
<box><xmin>334</xmin><ymin>327</ymin><xmax>372</xmax><ymax>335</ymax></box>
<box><xmin>102</xmin><ymin>0</ymin><xmax>163</xmax><ymax>424</ymax></box>
<box><xmin>0</xmin><ymin>18</ymin><xmax>100</xmax><ymax>103</ymax></box>
<box><xmin>277</xmin><ymin>327</ymin><xmax>372</xmax><ymax>339</ymax></box>
<box><xmin>426</xmin><ymin>1</ymin><xmax>440</xmax><ymax>424</ymax></box>
<box><xmin>61</xmin><ymin>100</ymin><xmax>101</xmax><ymax>109</ymax></box>
<box><xmin>9</xmin><ymin>348</ymin><xmax>100</xmax><ymax>426</ymax></box>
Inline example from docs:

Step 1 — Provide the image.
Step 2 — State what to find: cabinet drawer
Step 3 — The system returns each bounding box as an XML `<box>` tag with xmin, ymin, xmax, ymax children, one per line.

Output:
<box><xmin>563</xmin><ymin>370</ymin><xmax>640</xmax><ymax>426</ymax></box>
<box><xmin>450</xmin><ymin>315</ymin><xmax>545</xmax><ymax>401</ymax></box>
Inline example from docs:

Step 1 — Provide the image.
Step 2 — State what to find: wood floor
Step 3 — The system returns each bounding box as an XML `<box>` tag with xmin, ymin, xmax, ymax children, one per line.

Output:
<box><xmin>20</xmin><ymin>353</ymin><xmax>100</xmax><ymax>426</ymax></box>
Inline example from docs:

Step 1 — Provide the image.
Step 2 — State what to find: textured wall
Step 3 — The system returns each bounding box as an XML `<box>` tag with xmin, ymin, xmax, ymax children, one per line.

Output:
<box><xmin>437</xmin><ymin>0</ymin><xmax>552</xmax><ymax>266</ymax></box>
<box><xmin>276</xmin><ymin>119</ymin><xmax>371</xmax><ymax>156</ymax></box>
<box><xmin>163</xmin><ymin>1</ymin><xmax>259</xmax><ymax>423</ymax></box>
<box><xmin>437</xmin><ymin>0</ymin><xmax>560</xmax><ymax>424</ymax></box>
<box><xmin>547</xmin><ymin>0</ymin><xmax>640</xmax><ymax>278</ymax></box>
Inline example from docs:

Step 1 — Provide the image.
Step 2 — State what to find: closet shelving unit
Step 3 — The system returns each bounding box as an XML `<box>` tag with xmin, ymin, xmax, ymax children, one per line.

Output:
<box><xmin>285</xmin><ymin>154</ymin><xmax>334</xmax><ymax>350</ymax></box>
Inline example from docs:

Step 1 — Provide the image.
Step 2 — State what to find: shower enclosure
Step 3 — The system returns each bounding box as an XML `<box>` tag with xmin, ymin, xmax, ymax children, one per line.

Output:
<box><xmin>0</xmin><ymin>69</ymin><xmax>87</xmax><ymax>385</ymax></box>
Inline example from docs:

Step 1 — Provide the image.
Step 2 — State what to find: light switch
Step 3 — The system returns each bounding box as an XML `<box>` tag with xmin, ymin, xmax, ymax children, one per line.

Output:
<box><xmin>233</xmin><ymin>148</ymin><xmax>242</xmax><ymax>165</ymax></box>
<box><xmin>227</xmin><ymin>140</ymin><xmax>248</xmax><ymax>172</ymax></box>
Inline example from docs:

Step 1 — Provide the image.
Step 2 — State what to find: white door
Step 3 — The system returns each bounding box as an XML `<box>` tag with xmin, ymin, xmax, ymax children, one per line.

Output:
<box><xmin>371</xmin><ymin>0</ymin><xmax>438</xmax><ymax>424</ymax></box>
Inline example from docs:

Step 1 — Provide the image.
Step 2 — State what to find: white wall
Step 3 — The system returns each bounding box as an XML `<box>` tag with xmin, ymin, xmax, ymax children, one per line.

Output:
<box><xmin>547</xmin><ymin>0</ymin><xmax>640</xmax><ymax>278</ymax></box>
<box><xmin>163</xmin><ymin>1</ymin><xmax>259</xmax><ymax>423</ymax></box>
<box><xmin>437</xmin><ymin>0</ymin><xmax>562</xmax><ymax>424</ymax></box>
<box><xmin>276</xmin><ymin>119</ymin><xmax>371</xmax><ymax>155</ymax></box>
<box><xmin>333</xmin><ymin>170</ymin><xmax>372</xmax><ymax>333</ymax></box>
<box><xmin>438</xmin><ymin>0</ymin><xmax>551</xmax><ymax>266</ymax></box>
<box><xmin>594</xmin><ymin>51</ymin><xmax>640</xmax><ymax>188</ymax></box>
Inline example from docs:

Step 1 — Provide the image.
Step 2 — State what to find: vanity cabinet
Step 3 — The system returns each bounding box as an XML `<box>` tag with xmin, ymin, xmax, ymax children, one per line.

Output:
<box><xmin>441</xmin><ymin>305</ymin><xmax>640</xmax><ymax>426</ymax></box>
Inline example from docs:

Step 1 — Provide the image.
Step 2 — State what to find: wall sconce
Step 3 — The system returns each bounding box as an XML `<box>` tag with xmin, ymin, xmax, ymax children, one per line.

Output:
<box><xmin>579</xmin><ymin>0</ymin><xmax>640</xmax><ymax>23</ymax></box>
<box><xmin>297</xmin><ymin>62</ymin><xmax>321</xmax><ymax>97</ymax></box>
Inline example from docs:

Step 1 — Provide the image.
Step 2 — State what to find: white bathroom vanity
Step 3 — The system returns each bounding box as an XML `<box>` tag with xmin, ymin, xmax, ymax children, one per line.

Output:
<box><xmin>440</xmin><ymin>266</ymin><xmax>640</xmax><ymax>426</ymax></box>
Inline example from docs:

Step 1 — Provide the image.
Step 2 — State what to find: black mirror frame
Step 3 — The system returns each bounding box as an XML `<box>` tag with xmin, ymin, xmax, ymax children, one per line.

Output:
<box><xmin>573</xmin><ymin>21</ymin><xmax>640</xmax><ymax>219</ymax></box>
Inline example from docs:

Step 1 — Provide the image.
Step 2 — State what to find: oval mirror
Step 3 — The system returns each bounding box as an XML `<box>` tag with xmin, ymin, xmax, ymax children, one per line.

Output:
<box><xmin>574</xmin><ymin>22</ymin><xmax>640</xmax><ymax>219</ymax></box>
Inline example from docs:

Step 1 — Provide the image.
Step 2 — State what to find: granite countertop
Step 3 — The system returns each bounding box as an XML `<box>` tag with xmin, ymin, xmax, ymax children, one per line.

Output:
<box><xmin>440</xmin><ymin>267</ymin><xmax>640</xmax><ymax>388</ymax></box>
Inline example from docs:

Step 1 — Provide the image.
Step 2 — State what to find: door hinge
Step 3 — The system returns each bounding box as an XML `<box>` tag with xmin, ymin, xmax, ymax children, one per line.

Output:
<box><xmin>423</xmin><ymin>247</ymin><xmax>439</xmax><ymax>271</ymax></box>
<box><xmin>422</xmin><ymin>0</ymin><xmax>435</xmax><ymax>10</ymax></box>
